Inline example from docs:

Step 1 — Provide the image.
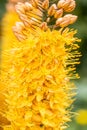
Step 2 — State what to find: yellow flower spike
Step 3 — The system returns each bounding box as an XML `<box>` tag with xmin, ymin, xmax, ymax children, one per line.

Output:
<box><xmin>1</xmin><ymin>28</ymin><xmax>80</xmax><ymax>129</ymax></box>
<box><xmin>0</xmin><ymin>0</ymin><xmax>81</xmax><ymax>130</ymax></box>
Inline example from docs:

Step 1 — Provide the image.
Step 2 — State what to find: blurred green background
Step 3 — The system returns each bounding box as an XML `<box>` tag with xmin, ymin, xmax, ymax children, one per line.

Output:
<box><xmin>0</xmin><ymin>0</ymin><xmax>87</xmax><ymax>130</ymax></box>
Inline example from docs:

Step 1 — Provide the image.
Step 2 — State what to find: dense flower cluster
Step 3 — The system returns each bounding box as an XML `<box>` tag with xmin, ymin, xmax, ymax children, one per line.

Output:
<box><xmin>0</xmin><ymin>0</ymin><xmax>81</xmax><ymax>130</ymax></box>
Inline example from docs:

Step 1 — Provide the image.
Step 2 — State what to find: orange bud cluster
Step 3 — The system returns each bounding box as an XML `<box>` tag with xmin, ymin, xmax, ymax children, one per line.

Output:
<box><xmin>13</xmin><ymin>0</ymin><xmax>77</xmax><ymax>41</ymax></box>
<box><xmin>13</xmin><ymin>1</ymin><xmax>43</xmax><ymax>40</ymax></box>
<box><xmin>45</xmin><ymin>0</ymin><xmax>77</xmax><ymax>28</ymax></box>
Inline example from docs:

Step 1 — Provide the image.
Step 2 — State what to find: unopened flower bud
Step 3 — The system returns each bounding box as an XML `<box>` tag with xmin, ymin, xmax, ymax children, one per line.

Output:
<box><xmin>56</xmin><ymin>17</ymin><xmax>63</xmax><ymax>26</ymax></box>
<box><xmin>31</xmin><ymin>0</ymin><xmax>39</xmax><ymax>7</ymax></box>
<box><xmin>64</xmin><ymin>14</ymin><xmax>77</xmax><ymax>24</ymax></box>
<box><xmin>42</xmin><ymin>0</ymin><xmax>49</xmax><ymax>10</ymax></box>
<box><xmin>48</xmin><ymin>4</ymin><xmax>57</xmax><ymax>16</ymax></box>
<box><xmin>15</xmin><ymin>2</ymin><xmax>26</xmax><ymax>14</ymax></box>
<box><xmin>20</xmin><ymin>14</ymin><xmax>28</xmax><ymax>22</ymax></box>
<box><xmin>40</xmin><ymin>22</ymin><xmax>48</xmax><ymax>30</ymax></box>
<box><xmin>64</xmin><ymin>0</ymin><xmax>76</xmax><ymax>12</ymax></box>
<box><xmin>46</xmin><ymin>17</ymin><xmax>50</xmax><ymax>23</ymax></box>
<box><xmin>12</xmin><ymin>22</ymin><xmax>25</xmax><ymax>35</ymax></box>
<box><xmin>25</xmin><ymin>2</ymin><xmax>33</xmax><ymax>11</ymax></box>
<box><xmin>15</xmin><ymin>22</ymin><xmax>25</xmax><ymax>31</ymax></box>
<box><xmin>70</xmin><ymin>15</ymin><xmax>77</xmax><ymax>24</ymax></box>
<box><xmin>12</xmin><ymin>24</ymin><xmax>26</xmax><ymax>41</ymax></box>
<box><xmin>57</xmin><ymin>0</ymin><xmax>76</xmax><ymax>12</ymax></box>
<box><xmin>14</xmin><ymin>32</ymin><xmax>26</xmax><ymax>41</ymax></box>
<box><xmin>19</xmin><ymin>14</ymin><xmax>31</xmax><ymax>26</ymax></box>
<box><xmin>59</xmin><ymin>18</ymin><xmax>70</xmax><ymax>27</ymax></box>
<box><xmin>30</xmin><ymin>17</ymin><xmax>39</xmax><ymax>24</ymax></box>
<box><xmin>54</xmin><ymin>9</ymin><xmax>63</xmax><ymax>19</ymax></box>
<box><xmin>57</xmin><ymin>0</ymin><xmax>69</xmax><ymax>8</ymax></box>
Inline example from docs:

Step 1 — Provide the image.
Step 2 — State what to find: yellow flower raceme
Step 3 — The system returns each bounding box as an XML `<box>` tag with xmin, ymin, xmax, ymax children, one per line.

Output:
<box><xmin>75</xmin><ymin>109</ymin><xmax>87</xmax><ymax>125</ymax></box>
<box><xmin>1</xmin><ymin>28</ymin><xmax>80</xmax><ymax>130</ymax></box>
<box><xmin>0</xmin><ymin>0</ymin><xmax>81</xmax><ymax>130</ymax></box>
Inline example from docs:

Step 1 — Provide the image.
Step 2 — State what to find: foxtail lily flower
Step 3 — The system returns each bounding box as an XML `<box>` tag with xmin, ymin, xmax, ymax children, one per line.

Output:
<box><xmin>0</xmin><ymin>0</ymin><xmax>81</xmax><ymax>129</ymax></box>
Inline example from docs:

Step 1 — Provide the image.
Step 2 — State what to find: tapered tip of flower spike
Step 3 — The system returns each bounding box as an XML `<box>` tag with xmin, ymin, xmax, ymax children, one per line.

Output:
<box><xmin>13</xmin><ymin>0</ymin><xmax>77</xmax><ymax>41</ymax></box>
